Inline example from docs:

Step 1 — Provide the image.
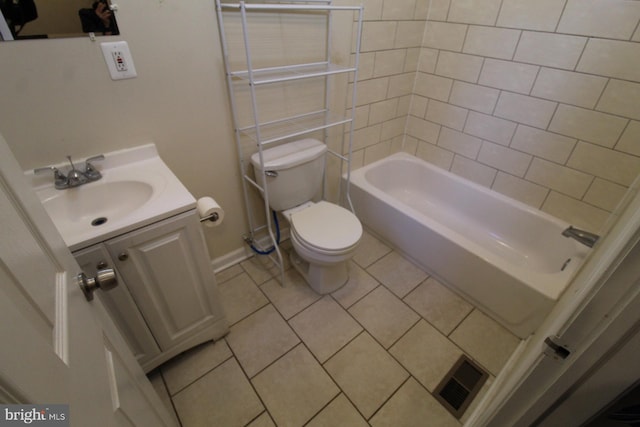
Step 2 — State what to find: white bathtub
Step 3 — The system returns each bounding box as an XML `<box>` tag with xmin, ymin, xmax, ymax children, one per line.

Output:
<box><xmin>348</xmin><ymin>152</ymin><xmax>589</xmax><ymax>338</ymax></box>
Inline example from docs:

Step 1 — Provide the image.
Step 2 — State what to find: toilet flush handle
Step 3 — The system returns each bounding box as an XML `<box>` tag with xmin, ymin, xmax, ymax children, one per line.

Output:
<box><xmin>265</xmin><ymin>170</ymin><xmax>278</xmax><ymax>177</ymax></box>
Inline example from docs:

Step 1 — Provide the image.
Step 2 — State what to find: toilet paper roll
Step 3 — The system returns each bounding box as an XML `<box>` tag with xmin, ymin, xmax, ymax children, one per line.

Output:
<box><xmin>197</xmin><ymin>197</ymin><xmax>224</xmax><ymax>228</ymax></box>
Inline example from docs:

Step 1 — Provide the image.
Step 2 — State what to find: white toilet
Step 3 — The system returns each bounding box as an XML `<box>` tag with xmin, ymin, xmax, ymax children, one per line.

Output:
<box><xmin>251</xmin><ymin>138</ymin><xmax>362</xmax><ymax>294</ymax></box>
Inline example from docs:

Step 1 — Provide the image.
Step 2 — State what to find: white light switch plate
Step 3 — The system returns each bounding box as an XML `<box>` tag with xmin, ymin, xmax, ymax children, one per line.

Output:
<box><xmin>100</xmin><ymin>41</ymin><xmax>137</xmax><ymax>80</ymax></box>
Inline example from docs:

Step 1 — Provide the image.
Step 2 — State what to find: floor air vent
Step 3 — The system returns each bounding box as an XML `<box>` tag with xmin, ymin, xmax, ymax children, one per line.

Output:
<box><xmin>434</xmin><ymin>355</ymin><xmax>489</xmax><ymax>419</ymax></box>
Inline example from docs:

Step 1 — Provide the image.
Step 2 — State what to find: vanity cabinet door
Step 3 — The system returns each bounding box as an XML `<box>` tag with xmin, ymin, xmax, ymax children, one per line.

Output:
<box><xmin>104</xmin><ymin>211</ymin><xmax>226</xmax><ymax>350</ymax></box>
<box><xmin>74</xmin><ymin>245</ymin><xmax>162</xmax><ymax>366</ymax></box>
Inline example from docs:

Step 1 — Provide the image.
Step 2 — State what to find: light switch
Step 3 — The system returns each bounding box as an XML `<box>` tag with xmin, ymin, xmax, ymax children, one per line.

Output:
<box><xmin>100</xmin><ymin>41</ymin><xmax>137</xmax><ymax>80</ymax></box>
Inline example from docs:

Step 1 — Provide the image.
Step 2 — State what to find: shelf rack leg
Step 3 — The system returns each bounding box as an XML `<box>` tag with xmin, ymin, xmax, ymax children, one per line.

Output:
<box><xmin>239</xmin><ymin>1</ymin><xmax>285</xmax><ymax>285</ymax></box>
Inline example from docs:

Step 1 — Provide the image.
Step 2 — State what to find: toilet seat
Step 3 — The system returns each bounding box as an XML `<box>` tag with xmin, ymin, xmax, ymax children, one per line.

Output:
<box><xmin>290</xmin><ymin>201</ymin><xmax>362</xmax><ymax>255</ymax></box>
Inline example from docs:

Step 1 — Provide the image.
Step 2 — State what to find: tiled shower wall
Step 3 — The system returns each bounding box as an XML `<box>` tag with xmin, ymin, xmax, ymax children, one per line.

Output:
<box><xmin>349</xmin><ymin>0</ymin><xmax>427</xmax><ymax>165</ymax></box>
<box><xmin>350</xmin><ymin>0</ymin><xmax>640</xmax><ymax>232</ymax></box>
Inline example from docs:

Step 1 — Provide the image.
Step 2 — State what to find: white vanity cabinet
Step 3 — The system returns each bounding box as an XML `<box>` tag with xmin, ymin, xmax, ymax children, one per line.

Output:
<box><xmin>75</xmin><ymin>244</ymin><xmax>162</xmax><ymax>366</ymax></box>
<box><xmin>74</xmin><ymin>210</ymin><xmax>228</xmax><ymax>373</ymax></box>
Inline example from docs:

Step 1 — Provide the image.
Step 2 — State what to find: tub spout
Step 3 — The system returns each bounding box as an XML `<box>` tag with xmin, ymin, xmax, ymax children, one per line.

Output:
<box><xmin>562</xmin><ymin>226</ymin><xmax>599</xmax><ymax>248</ymax></box>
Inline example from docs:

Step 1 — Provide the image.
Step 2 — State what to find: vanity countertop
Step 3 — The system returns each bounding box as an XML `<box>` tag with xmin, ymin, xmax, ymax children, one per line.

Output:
<box><xmin>26</xmin><ymin>143</ymin><xmax>196</xmax><ymax>251</ymax></box>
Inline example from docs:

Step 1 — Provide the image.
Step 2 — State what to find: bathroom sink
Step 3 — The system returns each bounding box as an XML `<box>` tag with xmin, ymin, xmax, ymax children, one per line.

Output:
<box><xmin>40</xmin><ymin>180</ymin><xmax>154</xmax><ymax>234</ymax></box>
<box><xmin>28</xmin><ymin>144</ymin><xmax>196</xmax><ymax>251</ymax></box>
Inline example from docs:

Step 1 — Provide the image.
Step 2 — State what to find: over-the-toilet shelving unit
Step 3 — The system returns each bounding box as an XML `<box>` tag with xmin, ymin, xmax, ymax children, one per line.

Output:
<box><xmin>215</xmin><ymin>0</ymin><xmax>363</xmax><ymax>284</ymax></box>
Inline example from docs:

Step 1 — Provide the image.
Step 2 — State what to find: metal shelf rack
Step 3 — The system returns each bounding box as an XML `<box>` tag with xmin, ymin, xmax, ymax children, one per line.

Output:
<box><xmin>215</xmin><ymin>0</ymin><xmax>363</xmax><ymax>284</ymax></box>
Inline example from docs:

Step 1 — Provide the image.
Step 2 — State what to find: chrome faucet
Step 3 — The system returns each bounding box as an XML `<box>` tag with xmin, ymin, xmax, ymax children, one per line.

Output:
<box><xmin>34</xmin><ymin>154</ymin><xmax>104</xmax><ymax>189</ymax></box>
<box><xmin>562</xmin><ymin>226</ymin><xmax>600</xmax><ymax>248</ymax></box>
<box><xmin>65</xmin><ymin>155</ymin><xmax>88</xmax><ymax>187</ymax></box>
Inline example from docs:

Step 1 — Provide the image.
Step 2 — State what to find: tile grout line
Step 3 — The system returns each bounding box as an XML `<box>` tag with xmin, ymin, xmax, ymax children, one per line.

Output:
<box><xmin>164</xmin><ymin>344</ymin><xmax>235</xmax><ymax>399</ymax></box>
<box><xmin>157</xmin><ymin>370</ymin><xmax>185</xmax><ymax>427</ymax></box>
<box><xmin>166</xmin><ymin>234</ymin><xmax>519</xmax><ymax>425</ymax></box>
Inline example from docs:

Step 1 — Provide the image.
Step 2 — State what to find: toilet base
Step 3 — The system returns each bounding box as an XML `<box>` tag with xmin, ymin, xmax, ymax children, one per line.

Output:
<box><xmin>289</xmin><ymin>251</ymin><xmax>349</xmax><ymax>294</ymax></box>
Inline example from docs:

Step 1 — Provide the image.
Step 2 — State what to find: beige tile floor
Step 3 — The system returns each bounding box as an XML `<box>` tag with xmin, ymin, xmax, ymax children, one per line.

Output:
<box><xmin>148</xmin><ymin>231</ymin><xmax>520</xmax><ymax>427</ymax></box>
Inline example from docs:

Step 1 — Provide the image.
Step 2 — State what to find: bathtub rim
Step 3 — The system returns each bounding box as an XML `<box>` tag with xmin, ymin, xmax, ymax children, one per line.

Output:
<box><xmin>348</xmin><ymin>152</ymin><xmax>588</xmax><ymax>302</ymax></box>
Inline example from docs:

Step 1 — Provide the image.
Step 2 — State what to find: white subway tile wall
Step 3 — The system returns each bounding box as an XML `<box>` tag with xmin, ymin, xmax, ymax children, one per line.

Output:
<box><xmin>557</xmin><ymin>0</ymin><xmax>640</xmax><ymax>40</ymax></box>
<box><xmin>435</xmin><ymin>51</ymin><xmax>484</xmax><ymax>83</ymax></box>
<box><xmin>463</xmin><ymin>111</ymin><xmax>516</xmax><ymax>146</ymax></box>
<box><xmin>496</xmin><ymin>0</ymin><xmax>566</xmax><ymax>32</ymax></box>
<box><xmin>462</xmin><ymin>26</ymin><xmax>520</xmax><ymax>60</ymax></box>
<box><xmin>350</xmin><ymin>0</ymin><xmax>640</xmax><ymax>231</ymax></box>
<box><xmin>449</xmin><ymin>81</ymin><xmax>500</xmax><ymax>114</ymax></box>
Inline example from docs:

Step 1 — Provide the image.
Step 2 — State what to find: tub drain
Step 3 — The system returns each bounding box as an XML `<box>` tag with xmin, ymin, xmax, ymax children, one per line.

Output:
<box><xmin>91</xmin><ymin>217</ymin><xmax>108</xmax><ymax>227</ymax></box>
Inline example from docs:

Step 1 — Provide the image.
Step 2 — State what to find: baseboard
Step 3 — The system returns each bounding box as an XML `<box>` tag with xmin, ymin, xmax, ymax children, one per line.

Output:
<box><xmin>211</xmin><ymin>246</ymin><xmax>253</xmax><ymax>273</ymax></box>
<box><xmin>210</xmin><ymin>227</ymin><xmax>291</xmax><ymax>273</ymax></box>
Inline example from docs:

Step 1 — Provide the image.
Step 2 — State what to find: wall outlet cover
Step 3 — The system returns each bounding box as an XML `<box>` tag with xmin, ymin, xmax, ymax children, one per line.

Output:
<box><xmin>100</xmin><ymin>41</ymin><xmax>137</xmax><ymax>80</ymax></box>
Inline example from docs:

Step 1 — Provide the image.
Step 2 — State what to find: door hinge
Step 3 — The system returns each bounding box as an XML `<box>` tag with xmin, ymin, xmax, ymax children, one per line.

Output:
<box><xmin>544</xmin><ymin>336</ymin><xmax>571</xmax><ymax>360</ymax></box>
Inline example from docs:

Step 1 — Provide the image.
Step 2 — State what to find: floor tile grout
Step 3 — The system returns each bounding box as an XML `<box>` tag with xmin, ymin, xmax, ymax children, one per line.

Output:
<box><xmin>156</xmin><ymin>233</ymin><xmax>519</xmax><ymax>427</ymax></box>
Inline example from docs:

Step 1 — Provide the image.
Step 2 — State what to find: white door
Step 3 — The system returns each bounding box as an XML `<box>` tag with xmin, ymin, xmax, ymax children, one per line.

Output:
<box><xmin>0</xmin><ymin>135</ymin><xmax>176</xmax><ymax>426</ymax></box>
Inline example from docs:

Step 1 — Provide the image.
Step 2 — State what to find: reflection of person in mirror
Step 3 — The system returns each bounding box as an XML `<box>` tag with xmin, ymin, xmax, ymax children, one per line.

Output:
<box><xmin>78</xmin><ymin>0</ymin><xmax>119</xmax><ymax>35</ymax></box>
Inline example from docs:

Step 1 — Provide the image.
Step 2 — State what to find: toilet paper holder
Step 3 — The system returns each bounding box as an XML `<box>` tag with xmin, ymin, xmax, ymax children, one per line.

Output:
<box><xmin>197</xmin><ymin>196</ymin><xmax>224</xmax><ymax>227</ymax></box>
<box><xmin>199</xmin><ymin>212</ymin><xmax>220</xmax><ymax>223</ymax></box>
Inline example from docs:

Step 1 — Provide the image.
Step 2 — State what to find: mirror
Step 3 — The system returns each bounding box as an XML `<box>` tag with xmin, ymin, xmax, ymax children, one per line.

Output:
<box><xmin>0</xmin><ymin>0</ymin><xmax>119</xmax><ymax>41</ymax></box>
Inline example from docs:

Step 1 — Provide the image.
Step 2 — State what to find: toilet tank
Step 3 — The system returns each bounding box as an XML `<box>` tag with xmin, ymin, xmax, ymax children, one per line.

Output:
<box><xmin>251</xmin><ymin>139</ymin><xmax>327</xmax><ymax>211</ymax></box>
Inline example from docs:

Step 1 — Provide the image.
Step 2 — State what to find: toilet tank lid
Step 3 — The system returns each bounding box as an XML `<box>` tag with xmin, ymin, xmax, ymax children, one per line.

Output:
<box><xmin>251</xmin><ymin>139</ymin><xmax>327</xmax><ymax>171</ymax></box>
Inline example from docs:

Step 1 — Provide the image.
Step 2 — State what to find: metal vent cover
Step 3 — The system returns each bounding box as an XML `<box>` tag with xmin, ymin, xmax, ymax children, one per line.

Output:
<box><xmin>434</xmin><ymin>355</ymin><xmax>489</xmax><ymax>419</ymax></box>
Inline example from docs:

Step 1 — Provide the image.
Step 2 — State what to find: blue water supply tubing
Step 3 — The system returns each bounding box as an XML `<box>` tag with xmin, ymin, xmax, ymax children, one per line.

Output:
<box><xmin>250</xmin><ymin>210</ymin><xmax>280</xmax><ymax>255</ymax></box>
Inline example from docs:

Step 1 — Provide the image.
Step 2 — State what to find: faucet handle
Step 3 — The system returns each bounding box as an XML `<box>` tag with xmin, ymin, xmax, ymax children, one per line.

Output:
<box><xmin>34</xmin><ymin>166</ymin><xmax>68</xmax><ymax>189</ymax></box>
<box><xmin>84</xmin><ymin>154</ymin><xmax>105</xmax><ymax>181</ymax></box>
<box><xmin>34</xmin><ymin>165</ymin><xmax>58</xmax><ymax>175</ymax></box>
<box><xmin>86</xmin><ymin>154</ymin><xmax>105</xmax><ymax>164</ymax></box>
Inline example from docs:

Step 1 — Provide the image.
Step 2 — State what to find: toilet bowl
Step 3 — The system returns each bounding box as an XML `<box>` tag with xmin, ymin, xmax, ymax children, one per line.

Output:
<box><xmin>284</xmin><ymin>201</ymin><xmax>362</xmax><ymax>293</ymax></box>
<box><xmin>250</xmin><ymin>138</ymin><xmax>363</xmax><ymax>294</ymax></box>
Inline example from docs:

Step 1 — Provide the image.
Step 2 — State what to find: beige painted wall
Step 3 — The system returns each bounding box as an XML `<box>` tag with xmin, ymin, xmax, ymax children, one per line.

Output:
<box><xmin>0</xmin><ymin>1</ymin><xmax>247</xmax><ymax>261</ymax></box>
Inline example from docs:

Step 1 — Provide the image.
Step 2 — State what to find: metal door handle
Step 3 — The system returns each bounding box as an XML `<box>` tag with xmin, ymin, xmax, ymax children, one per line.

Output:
<box><xmin>78</xmin><ymin>268</ymin><xmax>118</xmax><ymax>301</ymax></box>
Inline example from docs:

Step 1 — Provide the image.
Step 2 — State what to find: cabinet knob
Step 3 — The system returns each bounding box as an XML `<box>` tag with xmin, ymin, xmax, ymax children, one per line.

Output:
<box><xmin>77</xmin><ymin>268</ymin><xmax>118</xmax><ymax>302</ymax></box>
<box><xmin>118</xmin><ymin>252</ymin><xmax>129</xmax><ymax>261</ymax></box>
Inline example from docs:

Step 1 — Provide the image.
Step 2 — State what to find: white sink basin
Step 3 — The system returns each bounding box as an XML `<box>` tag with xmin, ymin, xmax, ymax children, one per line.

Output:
<box><xmin>40</xmin><ymin>180</ymin><xmax>154</xmax><ymax>232</ymax></box>
<box><xmin>28</xmin><ymin>144</ymin><xmax>196</xmax><ymax>251</ymax></box>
